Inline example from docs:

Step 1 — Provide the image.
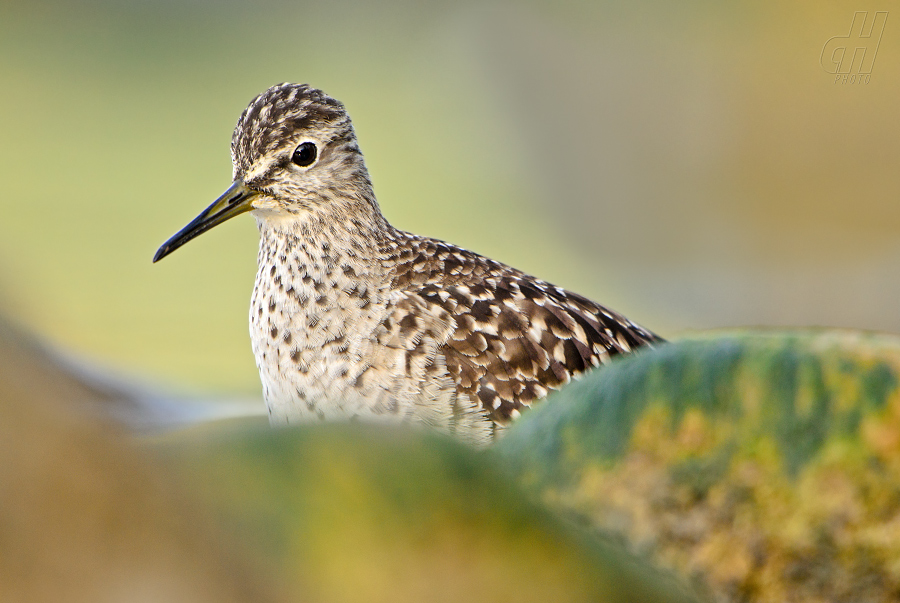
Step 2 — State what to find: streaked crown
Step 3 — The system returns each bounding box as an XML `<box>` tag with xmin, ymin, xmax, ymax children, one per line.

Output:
<box><xmin>227</xmin><ymin>83</ymin><xmax>374</xmax><ymax>215</ymax></box>
<box><xmin>231</xmin><ymin>84</ymin><xmax>350</xmax><ymax>175</ymax></box>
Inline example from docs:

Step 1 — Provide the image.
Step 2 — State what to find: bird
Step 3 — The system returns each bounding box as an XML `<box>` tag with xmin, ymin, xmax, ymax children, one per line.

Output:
<box><xmin>154</xmin><ymin>83</ymin><xmax>663</xmax><ymax>445</ymax></box>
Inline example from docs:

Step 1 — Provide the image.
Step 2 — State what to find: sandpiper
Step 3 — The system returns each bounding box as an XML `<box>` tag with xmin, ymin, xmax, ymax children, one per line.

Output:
<box><xmin>154</xmin><ymin>83</ymin><xmax>662</xmax><ymax>444</ymax></box>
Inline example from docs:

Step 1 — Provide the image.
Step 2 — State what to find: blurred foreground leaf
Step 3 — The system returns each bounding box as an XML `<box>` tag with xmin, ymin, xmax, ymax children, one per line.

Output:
<box><xmin>0</xmin><ymin>317</ymin><xmax>698</xmax><ymax>603</ymax></box>
<box><xmin>496</xmin><ymin>330</ymin><xmax>900</xmax><ymax>602</ymax></box>
<box><xmin>0</xmin><ymin>319</ymin><xmax>275</xmax><ymax>603</ymax></box>
<box><xmin>161</xmin><ymin>422</ymin><xmax>698</xmax><ymax>603</ymax></box>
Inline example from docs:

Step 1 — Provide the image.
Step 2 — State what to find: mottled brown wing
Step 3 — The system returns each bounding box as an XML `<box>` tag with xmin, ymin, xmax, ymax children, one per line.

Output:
<box><xmin>389</xmin><ymin>236</ymin><xmax>663</xmax><ymax>424</ymax></box>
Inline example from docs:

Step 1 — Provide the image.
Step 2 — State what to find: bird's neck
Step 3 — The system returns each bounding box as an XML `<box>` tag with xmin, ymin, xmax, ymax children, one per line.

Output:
<box><xmin>253</xmin><ymin>195</ymin><xmax>396</xmax><ymax>270</ymax></box>
<box><xmin>249</xmin><ymin>199</ymin><xmax>400</xmax><ymax>405</ymax></box>
<box><xmin>251</xmin><ymin>198</ymin><xmax>401</xmax><ymax>334</ymax></box>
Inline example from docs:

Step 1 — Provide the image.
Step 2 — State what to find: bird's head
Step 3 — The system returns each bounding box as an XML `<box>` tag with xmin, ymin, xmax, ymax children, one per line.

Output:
<box><xmin>154</xmin><ymin>83</ymin><xmax>374</xmax><ymax>263</ymax></box>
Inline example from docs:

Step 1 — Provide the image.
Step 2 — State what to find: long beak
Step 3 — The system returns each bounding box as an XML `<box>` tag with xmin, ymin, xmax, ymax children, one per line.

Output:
<box><xmin>153</xmin><ymin>179</ymin><xmax>258</xmax><ymax>263</ymax></box>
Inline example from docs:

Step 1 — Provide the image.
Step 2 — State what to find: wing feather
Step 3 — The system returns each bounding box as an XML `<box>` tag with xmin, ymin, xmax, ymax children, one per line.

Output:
<box><xmin>387</xmin><ymin>234</ymin><xmax>663</xmax><ymax>424</ymax></box>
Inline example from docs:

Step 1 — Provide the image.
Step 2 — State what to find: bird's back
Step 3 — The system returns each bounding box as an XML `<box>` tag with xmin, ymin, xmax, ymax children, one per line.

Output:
<box><xmin>383</xmin><ymin>231</ymin><xmax>663</xmax><ymax>432</ymax></box>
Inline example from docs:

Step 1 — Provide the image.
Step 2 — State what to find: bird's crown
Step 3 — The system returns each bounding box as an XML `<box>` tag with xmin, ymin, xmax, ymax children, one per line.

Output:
<box><xmin>231</xmin><ymin>83</ymin><xmax>354</xmax><ymax>181</ymax></box>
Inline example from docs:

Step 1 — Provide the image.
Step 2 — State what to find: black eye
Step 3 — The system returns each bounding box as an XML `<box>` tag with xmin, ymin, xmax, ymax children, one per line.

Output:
<box><xmin>291</xmin><ymin>142</ymin><xmax>317</xmax><ymax>167</ymax></box>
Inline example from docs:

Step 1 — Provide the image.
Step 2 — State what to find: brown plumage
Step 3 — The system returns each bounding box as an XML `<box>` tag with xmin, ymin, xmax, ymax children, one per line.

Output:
<box><xmin>385</xmin><ymin>236</ymin><xmax>660</xmax><ymax>425</ymax></box>
<box><xmin>154</xmin><ymin>83</ymin><xmax>663</xmax><ymax>444</ymax></box>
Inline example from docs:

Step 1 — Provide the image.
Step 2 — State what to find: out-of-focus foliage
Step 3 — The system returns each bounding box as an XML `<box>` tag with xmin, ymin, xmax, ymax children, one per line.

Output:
<box><xmin>0</xmin><ymin>319</ymin><xmax>699</xmax><ymax>603</ymax></box>
<box><xmin>161</xmin><ymin>422</ymin><xmax>699</xmax><ymax>603</ymax></box>
<box><xmin>0</xmin><ymin>319</ymin><xmax>277</xmax><ymax>603</ymax></box>
<box><xmin>496</xmin><ymin>331</ymin><xmax>900</xmax><ymax>602</ymax></box>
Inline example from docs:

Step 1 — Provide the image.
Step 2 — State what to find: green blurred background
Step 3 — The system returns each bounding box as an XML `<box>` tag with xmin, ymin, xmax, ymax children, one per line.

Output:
<box><xmin>1</xmin><ymin>0</ymin><xmax>897</xmax><ymax>396</ymax></box>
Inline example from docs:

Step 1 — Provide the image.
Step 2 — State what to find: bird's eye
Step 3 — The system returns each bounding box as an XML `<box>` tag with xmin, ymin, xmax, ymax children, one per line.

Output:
<box><xmin>291</xmin><ymin>142</ymin><xmax>317</xmax><ymax>167</ymax></box>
